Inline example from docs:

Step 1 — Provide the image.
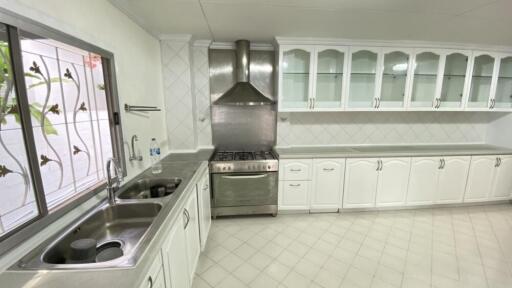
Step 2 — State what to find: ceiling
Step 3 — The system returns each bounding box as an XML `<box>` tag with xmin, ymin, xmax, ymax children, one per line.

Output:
<box><xmin>109</xmin><ymin>0</ymin><xmax>512</xmax><ymax>46</ymax></box>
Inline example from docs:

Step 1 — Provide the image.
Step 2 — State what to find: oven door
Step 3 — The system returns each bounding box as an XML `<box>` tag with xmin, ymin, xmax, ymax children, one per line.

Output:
<box><xmin>212</xmin><ymin>172</ymin><xmax>278</xmax><ymax>207</ymax></box>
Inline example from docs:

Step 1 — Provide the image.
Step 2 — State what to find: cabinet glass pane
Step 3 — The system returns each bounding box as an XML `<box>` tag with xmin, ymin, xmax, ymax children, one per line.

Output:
<box><xmin>410</xmin><ymin>52</ymin><xmax>439</xmax><ymax>107</ymax></box>
<box><xmin>468</xmin><ymin>55</ymin><xmax>494</xmax><ymax>108</ymax></box>
<box><xmin>348</xmin><ymin>50</ymin><xmax>377</xmax><ymax>108</ymax></box>
<box><xmin>495</xmin><ymin>56</ymin><xmax>512</xmax><ymax>109</ymax></box>
<box><xmin>282</xmin><ymin>49</ymin><xmax>310</xmax><ymax>109</ymax></box>
<box><xmin>380</xmin><ymin>51</ymin><xmax>408</xmax><ymax>108</ymax></box>
<box><xmin>0</xmin><ymin>25</ymin><xmax>39</xmax><ymax>236</ymax></box>
<box><xmin>440</xmin><ymin>53</ymin><xmax>468</xmax><ymax>108</ymax></box>
<box><xmin>315</xmin><ymin>49</ymin><xmax>343</xmax><ymax>109</ymax></box>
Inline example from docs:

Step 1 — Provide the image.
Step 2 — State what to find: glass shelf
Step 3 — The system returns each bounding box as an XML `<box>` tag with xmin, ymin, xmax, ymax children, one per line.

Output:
<box><xmin>348</xmin><ymin>50</ymin><xmax>377</xmax><ymax>108</ymax></box>
<box><xmin>410</xmin><ymin>52</ymin><xmax>440</xmax><ymax>108</ymax></box>
<box><xmin>315</xmin><ymin>49</ymin><xmax>344</xmax><ymax>109</ymax></box>
<box><xmin>281</xmin><ymin>49</ymin><xmax>311</xmax><ymax>109</ymax></box>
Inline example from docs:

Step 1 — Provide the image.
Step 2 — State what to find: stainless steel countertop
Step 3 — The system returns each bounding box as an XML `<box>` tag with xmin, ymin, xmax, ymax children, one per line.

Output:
<box><xmin>276</xmin><ymin>144</ymin><xmax>512</xmax><ymax>159</ymax></box>
<box><xmin>0</xmin><ymin>149</ymin><xmax>213</xmax><ymax>287</ymax></box>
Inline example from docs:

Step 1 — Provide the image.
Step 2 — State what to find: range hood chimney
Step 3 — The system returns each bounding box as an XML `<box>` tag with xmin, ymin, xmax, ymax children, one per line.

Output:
<box><xmin>213</xmin><ymin>40</ymin><xmax>275</xmax><ymax>106</ymax></box>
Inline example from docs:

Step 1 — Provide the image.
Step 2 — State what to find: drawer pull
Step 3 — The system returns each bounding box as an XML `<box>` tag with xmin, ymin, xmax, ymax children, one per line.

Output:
<box><xmin>147</xmin><ymin>276</ymin><xmax>153</xmax><ymax>288</ymax></box>
<box><xmin>323</xmin><ymin>168</ymin><xmax>335</xmax><ymax>171</ymax></box>
<box><xmin>289</xmin><ymin>184</ymin><xmax>301</xmax><ymax>187</ymax></box>
<box><xmin>290</xmin><ymin>168</ymin><xmax>302</xmax><ymax>172</ymax></box>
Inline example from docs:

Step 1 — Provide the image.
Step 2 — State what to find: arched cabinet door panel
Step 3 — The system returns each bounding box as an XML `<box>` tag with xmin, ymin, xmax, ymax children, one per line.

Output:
<box><xmin>311</xmin><ymin>159</ymin><xmax>345</xmax><ymax>211</ymax></box>
<box><xmin>313</xmin><ymin>47</ymin><xmax>347</xmax><ymax>110</ymax></box>
<box><xmin>343</xmin><ymin>158</ymin><xmax>379</xmax><ymax>208</ymax></box>
<box><xmin>347</xmin><ymin>48</ymin><xmax>380</xmax><ymax>110</ymax></box>
<box><xmin>408</xmin><ymin>50</ymin><xmax>442</xmax><ymax>110</ymax></box>
<box><xmin>279</xmin><ymin>46</ymin><xmax>314</xmax><ymax>111</ymax></box>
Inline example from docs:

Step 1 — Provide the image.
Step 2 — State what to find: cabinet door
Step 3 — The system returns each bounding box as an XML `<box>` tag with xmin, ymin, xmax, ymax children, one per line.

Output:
<box><xmin>408</xmin><ymin>50</ymin><xmax>442</xmax><ymax>110</ymax></box>
<box><xmin>494</xmin><ymin>55</ymin><xmax>512</xmax><ymax>111</ymax></box>
<box><xmin>492</xmin><ymin>156</ymin><xmax>512</xmax><ymax>200</ymax></box>
<box><xmin>280</xmin><ymin>159</ymin><xmax>312</xmax><ymax>180</ymax></box>
<box><xmin>311</xmin><ymin>159</ymin><xmax>345</xmax><ymax>211</ymax></box>
<box><xmin>467</xmin><ymin>53</ymin><xmax>496</xmax><ymax>110</ymax></box>
<box><xmin>138</xmin><ymin>253</ymin><xmax>163</xmax><ymax>288</ymax></box>
<box><xmin>379</xmin><ymin>50</ymin><xmax>411</xmax><ymax>109</ymax></box>
<box><xmin>407</xmin><ymin>158</ymin><xmax>439</xmax><ymax>205</ymax></box>
<box><xmin>438</xmin><ymin>51</ymin><xmax>471</xmax><ymax>110</ymax></box>
<box><xmin>347</xmin><ymin>48</ymin><xmax>380</xmax><ymax>109</ymax></box>
<box><xmin>343</xmin><ymin>158</ymin><xmax>379</xmax><ymax>208</ymax></box>
<box><xmin>184</xmin><ymin>192</ymin><xmax>201</xmax><ymax>282</ymax></box>
<box><xmin>196</xmin><ymin>170</ymin><xmax>211</xmax><ymax>251</ymax></box>
<box><xmin>162</xmin><ymin>221</ymin><xmax>190</xmax><ymax>288</ymax></box>
<box><xmin>464</xmin><ymin>156</ymin><xmax>497</xmax><ymax>202</ymax></box>
<box><xmin>436</xmin><ymin>157</ymin><xmax>470</xmax><ymax>204</ymax></box>
<box><xmin>279</xmin><ymin>181</ymin><xmax>310</xmax><ymax>210</ymax></box>
<box><xmin>313</xmin><ymin>47</ymin><xmax>347</xmax><ymax>110</ymax></box>
<box><xmin>376</xmin><ymin>158</ymin><xmax>411</xmax><ymax>207</ymax></box>
<box><xmin>280</xmin><ymin>46</ymin><xmax>314</xmax><ymax>111</ymax></box>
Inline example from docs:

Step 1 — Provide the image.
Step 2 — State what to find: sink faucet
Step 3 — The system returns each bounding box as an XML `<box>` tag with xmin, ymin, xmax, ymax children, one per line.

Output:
<box><xmin>106</xmin><ymin>158</ymin><xmax>123</xmax><ymax>206</ymax></box>
<box><xmin>129</xmin><ymin>135</ymin><xmax>143</xmax><ymax>162</ymax></box>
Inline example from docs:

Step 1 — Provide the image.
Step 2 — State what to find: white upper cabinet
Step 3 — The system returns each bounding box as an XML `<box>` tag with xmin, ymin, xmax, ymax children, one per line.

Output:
<box><xmin>408</xmin><ymin>50</ymin><xmax>443</xmax><ymax>110</ymax></box>
<box><xmin>493</xmin><ymin>55</ymin><xmax>512</xmax><ymax>111</ymax></box>
<box><xmin>438</xmin><ymin>50</ymin><xmax>472</xmax><ymax>110</ymax></box>
<box><xmin>466</xmin><ymin>52</ymin><xmax>497</xmax><ymax>110</ymax></box>
<box><xmin>347</xmin><ymin>47</ymin><xmax>381</xmax><ymax>110</ymax></box>
<box><xmin>378</xmin><ymin>49</ymin><xmax>412</xmax><ymax>110</ymax></box>
<box><xmin>312</xmin><ymin>47</ymin><xmax>348</xmax><ymax>110</ymax></box>
<box><xmin>279</xmin><ymin>46</ymin><xmax>314</xmax><ymax>111</ymax></box>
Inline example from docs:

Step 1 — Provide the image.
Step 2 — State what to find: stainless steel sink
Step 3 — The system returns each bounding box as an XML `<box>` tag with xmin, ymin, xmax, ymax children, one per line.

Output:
<box><xmin>117</xmin><ymin>178</ymin><xmax>182</xmax><ymax>199</ymax></box>
<box><xmin>29</xmin><ymin>203</ymin><xmax>162</xmax><ymax>267</ymax></box>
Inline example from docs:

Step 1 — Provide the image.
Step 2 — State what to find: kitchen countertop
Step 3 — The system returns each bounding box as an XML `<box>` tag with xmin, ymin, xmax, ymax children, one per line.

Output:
<box><xmin>276</xmin><ymin>144</ymin><xmax>512</xmax><ymax>159</ymax></box>
<box><xmin>0</xmin><ymin>149</ymin><xmax>213</xmax><ymax>287</ymax></box>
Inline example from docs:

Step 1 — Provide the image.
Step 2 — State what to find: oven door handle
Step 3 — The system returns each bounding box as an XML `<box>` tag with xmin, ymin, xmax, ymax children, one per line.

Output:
<box><xmin>221</xmin><ymin>174</ymin><xmax>268</xmax><ymax>179</ymax></box>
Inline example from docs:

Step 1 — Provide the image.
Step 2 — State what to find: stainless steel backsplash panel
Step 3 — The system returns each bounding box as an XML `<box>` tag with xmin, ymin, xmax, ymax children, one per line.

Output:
<box><xmin>209</xmin><ymin>48</ymin><xmax>276</xmax><ymax>150</ymax></box>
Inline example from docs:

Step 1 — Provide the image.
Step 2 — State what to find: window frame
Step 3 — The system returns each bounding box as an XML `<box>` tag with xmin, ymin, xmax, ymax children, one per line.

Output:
<box><xmin>0</xmin><ymin>7</ymin><xmax>126</xmax><ymax>256</ymax></box>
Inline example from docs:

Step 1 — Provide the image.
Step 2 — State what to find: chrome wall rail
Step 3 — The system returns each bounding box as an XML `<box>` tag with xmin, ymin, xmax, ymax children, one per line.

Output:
<box><xmin>124</xmin><ymin>104</ymin><xmax>161</xmax><ymax>112</ymax></box>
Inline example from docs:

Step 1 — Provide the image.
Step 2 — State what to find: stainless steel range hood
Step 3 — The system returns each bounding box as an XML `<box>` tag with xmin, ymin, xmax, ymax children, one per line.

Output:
<box><xmin>213</xmin><ymin>40</ymin><xmax>275</xmax><ymax>106</ymax></box>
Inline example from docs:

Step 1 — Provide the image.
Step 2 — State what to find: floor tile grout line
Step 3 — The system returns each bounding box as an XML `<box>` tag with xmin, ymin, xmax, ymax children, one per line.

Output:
<box><xmin>468</xmin><ymin>208</ymin><xmax>491</xmax><ymax>288</ymax></box>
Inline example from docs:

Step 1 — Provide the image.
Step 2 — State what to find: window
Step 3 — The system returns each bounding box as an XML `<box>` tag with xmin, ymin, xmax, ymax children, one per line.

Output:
<box><xmin>0</xmin><ymin>16</ymin><xmax>123</xmax><ymax>247</ymax></box>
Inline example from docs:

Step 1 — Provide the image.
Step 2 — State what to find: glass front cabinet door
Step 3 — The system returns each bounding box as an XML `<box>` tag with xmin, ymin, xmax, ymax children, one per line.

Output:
<box><xmin>438</xmin><ymin>51</ymin><xmax>471</xmax><ymax>110</ymax></box>
<box><xmin>312</xmin><ymin>47</ymin><xmax>347</xmax><ymax>110</ymax></box>
<box><xmin>347</xmin><ymin>48</ymin><xmax>380</xmax><ymax>110</ymax></box>
<box><xmin>467</xmin><ymin>52</ymin><xmax>497</xmax><ymax>110</ymax></box>
<box><xmin>494</xmin><ymin>55</ymin><xmax>512</xmax><ymax>110</ymax></box>
<box><xmin>279</xmin><ymin>46</ymin><xmax>314</xmax><ymax>111</ymax></box>
<box><xmin>408</xmin><ymin>50</ymin><xmax>442</xmax><ymax>110</ymax></box>
<box><xmin>378</xmin><ymin>49</ymin><xmax>412</xmax><ymax>109</ymax></box>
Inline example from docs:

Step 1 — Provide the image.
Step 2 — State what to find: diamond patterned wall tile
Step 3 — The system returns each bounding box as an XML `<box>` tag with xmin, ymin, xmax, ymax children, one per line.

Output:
<box><xmin>161</xmin><ymin>40</ymin><xmax>196</xmax><ymax>150</ymax></box>
<box><xmin>191</xmin><ymin>46</ymin><xmax>213</xmax><ymax>148</ymax></box>
<box><xmin>277</xmin><ymin>112</ymin><xmax>503</xmax><ymax>147</ymax></box>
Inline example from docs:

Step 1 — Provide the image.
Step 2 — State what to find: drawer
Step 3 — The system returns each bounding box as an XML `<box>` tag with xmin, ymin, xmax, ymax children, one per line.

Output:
<box><xmin>279</xmin><ymin>180</ymin><xmax>310</xmax><ymax>210</ymax></box>
<box><xmin>279</xmin><ymin>159</ymin><xmax>312</xmax><ymax>180</ymax></box>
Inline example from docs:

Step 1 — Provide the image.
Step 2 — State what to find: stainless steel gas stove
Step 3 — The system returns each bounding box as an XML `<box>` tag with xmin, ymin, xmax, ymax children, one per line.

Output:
<box><xmin>209</xmin><ymin>151</ymin><xmax>278</xmax><ymax>218</ymax></box>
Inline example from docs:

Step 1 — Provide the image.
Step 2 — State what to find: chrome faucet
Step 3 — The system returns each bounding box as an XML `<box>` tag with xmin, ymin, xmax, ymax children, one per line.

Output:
<box><xmin>129</xmin><ymin>135</ymin><xmax>143</xmax><ymax>162</ymax></box>
<box><xmin>106</xmin><ymin>158</ymin><xmax>123</xmax><ymax>206</ymax></box>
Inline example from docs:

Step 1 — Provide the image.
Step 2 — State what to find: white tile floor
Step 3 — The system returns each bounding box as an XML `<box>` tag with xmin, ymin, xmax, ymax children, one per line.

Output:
<box><xmin>192</xmin><ymin>204</ymin><xmax>512</xmax><ymax>288</ymax></box>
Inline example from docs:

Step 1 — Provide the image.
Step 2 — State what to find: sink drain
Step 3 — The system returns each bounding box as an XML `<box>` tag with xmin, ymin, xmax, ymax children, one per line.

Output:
<box><xmin>95</xmin><ymin>240</ymin><xmax>124</xmax><ymax>262</ymax></box>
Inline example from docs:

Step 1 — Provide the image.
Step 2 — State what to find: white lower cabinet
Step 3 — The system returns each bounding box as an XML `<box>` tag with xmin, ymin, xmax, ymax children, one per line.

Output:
<box><xmin>162</xmin><ymin>216</ymin><xmax>190</xmax><ymax>288</ymax></box>
<box><xmin>436</xmin><ymin>157</ymin><xmax>470</xmax><ymax>203</ymax></box>
<box><xmin>310</xmin><ymin>159</ymin><xmax>345</xmax><ymax>211</ymax></box>
<box><xmin>196</xmin><ymin>170</ymin><xmax>211</xmax><ymax>251</ymax></box>
<box><xmin>465</xmin><ymin>155</ymin><xmax>512</xmax><ymax>202</ymax></box>
<box><xmin>343</xmin><ymin>158</ymin><xmax>380</xmax><ymax>208</ymax></box>
<box><xmin>184</xmin><ymin>191</ymin><xmax>201</xmax><ymax>282</ymax></box>
<box><xmin>407</xmin><ymin>156</ymin><xmax>471</xmax><ymax>205</ymax></box>
<box><xmin>138</xmin><ymin>254</ymin><xmax>164</xmax><ymax>288</ymax></box>
<box><xmin>279</xmin><ymin>180</ymin><xmax>310</xmax><ymax>210</ymax></box>
<box><xmin>491</xmin><ymin>156</ymin><xmax>512</xmax><ymax>200</ymax></box>
<box><xmin>465</xmin><ymin>156</ymin><xmax>497</xmax><ymax>202</ymax></box>
<box><xmin>376</xmin><ymin>158</ymin><xmax>411</xmax><ymax>207</ymax></box>
<box><xmin>407</xmin><ymin>157</ymin><xmax>440</xmax><ymax>205</ymax></box>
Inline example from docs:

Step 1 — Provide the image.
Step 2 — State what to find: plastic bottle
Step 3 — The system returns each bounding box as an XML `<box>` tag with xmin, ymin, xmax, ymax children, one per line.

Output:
<box><xmin>150</xmin><ymin>138</ymin><xmax>162</xmax><ymax>174</ymax></box>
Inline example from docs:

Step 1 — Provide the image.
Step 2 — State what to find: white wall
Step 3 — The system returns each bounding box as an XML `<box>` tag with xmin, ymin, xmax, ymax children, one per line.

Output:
<box><xmin>0</xmin><ymin>0</ymin><xmax>168</xmax><ymax>178</ymax></box>
<box><xmin>277</xmin><ymin>112</ymin><xmax>506</xmax><ymax>147</ymax></box>
<box><xmin>0</xmin><ymin>0</ymin><xmax>167</xmax><ymax>272</ymax></box>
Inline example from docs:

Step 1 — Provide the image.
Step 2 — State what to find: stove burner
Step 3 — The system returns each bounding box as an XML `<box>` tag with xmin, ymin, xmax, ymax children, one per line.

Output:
<box><xmin>235</xmin><ymin>152</ymin><xmax>254</xmax><ymax>161</ymax></box>
<box><xmin>212</xmin><ymin>151</ymin><xmax>234</xmax><ymax>161</ymax></box>
<box><xmin>254</xmin><ymin>151</ymin><xmax>274</xmax><ymax>160</ymax></box>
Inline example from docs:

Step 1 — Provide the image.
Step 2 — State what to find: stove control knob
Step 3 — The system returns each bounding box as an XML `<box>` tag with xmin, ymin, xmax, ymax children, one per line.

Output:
<box><xmin>267</xmin><ymin>165</ymin><xmax>271</xmax><ymax>169</ymax></box>
<box><xmin>222</xmin><ymin>167</ymin><xmax>226</xmax><ymax>171</ymax></box>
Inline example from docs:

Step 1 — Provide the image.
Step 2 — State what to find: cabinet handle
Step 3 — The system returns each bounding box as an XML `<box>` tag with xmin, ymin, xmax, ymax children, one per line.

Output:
<box><xmin>374</xmin><ymin>97</ymin><xmax>378</xmax><ymax>109</ymax></box>
<box><xmin>376</xmin><ymin>160</ymin><xmax>380</xmax><ymax>171</ymax></box>
<box><xmin>495</xmin><ymin>157</ymin><xmax>500</xmax><ymax>167</ymax></box>
<box><xmin>435</xmin><ymin>98</ymin><xmax>441</xmax><ymax>109</ymax></box>
<box><xmin>290</xmin><ymin>168</ymin><xmax>302</xmax><ymax>172</ymax></box>
<box><xmin>203</xmin><ymin>184</ymin><xmax>209</xmax><ymax>190</ymax></box>
<box><xmin>289</xmin><ymin>183</ymin><xmax>301</xmax><ymax>187</ymax></box>
<box><xmin>377</xmin><ymin>98</ymin><xmax>381</xmax><ymax>109</ymax></box>
<box><xmin>323</xmin><ymin>168</ymin><xmax>335</xmax><ymax>171</ymax></box>
<box><xmin>490</xmin><ymin>99</ymin><xmax>496</xmax><ymax>109</ymax></box>
<box><xmin>147</xmin><ymin>276</ymin><xmax>153</xmax><ymax>288</ymax></box>
<box><xmin>184</xmin><ymin>209</ymin><xmax>190</xmax><ymax>229</ymax></box>
<box><xmin>438</xmin><ymin>159</ymin><xmax>444</xmax><ymax>169</ymax></box>
<box><xmin>309</xmin><ymin>98</ymin><xmax>313</xmax><ymax>109</ymax></box>
<box><xmin>498</xmin><ymin>157</ymin><xmax>502</xmax><ymax>167</ymax></box>
<box><xmin>313</xmin><ymin>98</ymin><xmax>316</xmax><ymax>109</ymax></box>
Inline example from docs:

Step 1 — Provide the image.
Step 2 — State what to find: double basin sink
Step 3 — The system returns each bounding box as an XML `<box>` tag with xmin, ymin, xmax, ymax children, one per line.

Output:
<box><xmin>17</xmin><ymin>177</ymin><xmax>182</xmax><ymax>269</ymax></box>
